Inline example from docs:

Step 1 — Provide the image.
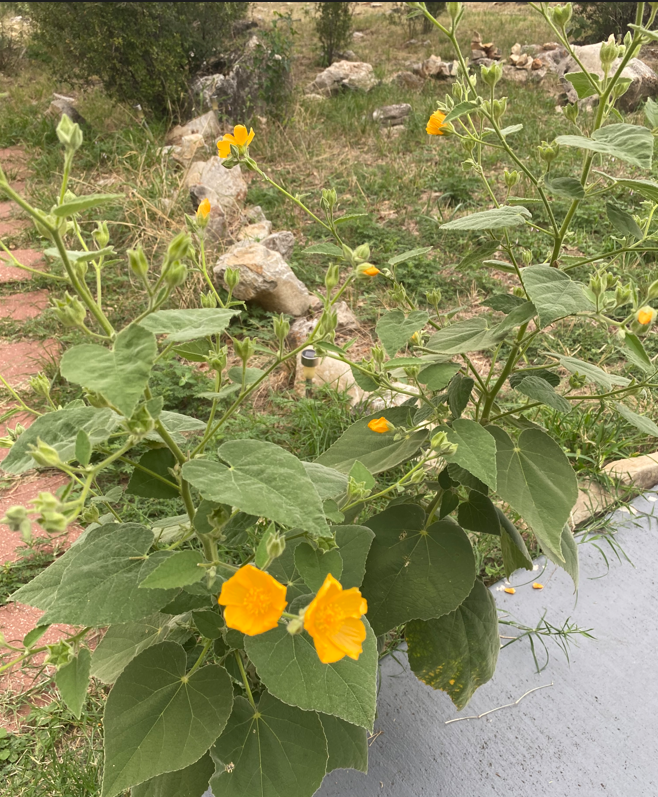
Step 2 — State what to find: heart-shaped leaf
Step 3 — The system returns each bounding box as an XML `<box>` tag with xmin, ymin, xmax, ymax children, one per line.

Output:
<box><xmin>376</xmin><ymin>309</ymin><xmax>429</xmax><ymax>356</ymax></box>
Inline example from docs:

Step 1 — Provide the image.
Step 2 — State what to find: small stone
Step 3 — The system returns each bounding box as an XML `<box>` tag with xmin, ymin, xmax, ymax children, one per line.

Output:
<box><xmin>47</xmin><ymin>99</ymin><xmax>85</xmax><ymax>126</ymax></box>
<box><xmin>237</xmin><ymin>219</ymin><xmax>273</xmax><ymax>242</ymax></box>
<box><xmin>303</xmin><ymin>93</ymin><xmax>327</xmax><ymax>102</ymax></box>
<box><xmin>261</xmin><ymin>231</ymin><xmax>295</xmax><ymax>261</ymax></box>
<box><xmin>334</xmin><ymin>50</ymin><xmax>358</xmax><ymax>62</ymax></box>
<box><xmin>166</xmin><ymin>110</ymin><xmax>221</xmax><ymax>147</ymax></box>
<box><xmin>171</xmin><ymin>133</ymin><xmax>206</xmax><ymax>165</ymax></box>
<box><xmin>306</xmin><ymin>60</ymin><xmax>378</xmax><ymax>95</ymax></box>
<box><xmin>353</xmin><ymin>31</ymin><xmax>365</xmax><ymax>41</ymax></box>
<box><xmin>543</xmin><ymin>42</ymin><xmax>559</xmax><ymax>51</ymax></box>
<box><xmin>185</xmin><ymin>156</ymin><xmax>248</xmax><ymax>211</ymax></box>
<box><xmin>214</xmin><ymin>243</ymin><xmax>311</xmax><ymax>316</ymax></box>
<box><xmin>511</xmin><ymin>43</ymin><xmax>522</xmax><ymax>55</ymax></box>
<box><xmin>387</xmin><ymin>71</ymin><xmax>425</xmax><ymax>91</ymax></box>
<box><xmin>423</xmin><ymin>55</ymin><xmax>458</xmax><ymax>79</ymax></box>
<box><xmin>372</xmin><ymin>103</ymin><xmax>412</xmax><ymax>127</ymax></box>
<box><xmin>245</xmin><ymin>205</ymin><xmax>267</xmax><ymax>224</ymax></box>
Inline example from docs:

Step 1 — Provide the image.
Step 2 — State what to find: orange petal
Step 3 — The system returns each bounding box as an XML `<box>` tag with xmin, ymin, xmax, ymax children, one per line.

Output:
<box><xmin>246</xmin><ymin>127</ymin><xmax>255</xmax><ymax>145</ymax></box>
<box><xmin>504</xmin><ymin>587</ymin><xmax>516</xmax><ymax>595</ymax></box>
<box><xmin>217</xmin><ymin>140</ymin><xmax>232</xmax><ymax>158</ymax></box>
<box><xmin>218</xmin><ymin>577</ymin><xmax>249</xmax><ymax>606</ymax></box>
<box><xmin>532</xmin><ymin>583</ymin><xmax>544</xmax><ymax>590</ymax></box>
<box><xmin>313</xmin><ymin>633</ymin><xmax>347</xmax><ymax>664</ymax></box>
<box><xmin>233</xmin><ymin>125</ymin><xmax>248</xmax><ymax>146</ymax></box>
<box><xmin>332</xmin><ymin>617</ymin><xmax>366</xmax><ymax>660</ymax></box>
<box><xmin>333</xmin><ymin>588</ymin><xmax>367</xmax><ymax>618</ymax></box>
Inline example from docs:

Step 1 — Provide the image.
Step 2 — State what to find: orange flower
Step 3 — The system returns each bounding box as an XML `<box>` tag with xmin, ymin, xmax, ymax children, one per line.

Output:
<box><xmin>532</xmin><ymin>583</ymin><xmax>544</xmax><ymax>590</ymax></box>
<box><xmin>303</xmin><ymin>573</ymin><xmax>368</xmax><ymax>664</ymax></box>
<box><xmin>217</xmin><ymin>124</ymin><xmax>255</xmax><ymax>158</ymax></box>
<box><xmin>503</xmin><ymin>587</ymin><xmax>516</xmax><ymax>594</ymax></box>
<box><xmin>368</xmin><ymin>417</ymin><xmax>391</xmax><ymax>434</ymax></box>
<box><xmin>196</xmin><ymin>198</ymin><xmax>211</xmax><ymax>220</ymax></box>
<box><xmin>218</xmin><ymin>564</ymin><xmax>287</xmax><ymax>635</ymax></box>
<box><xmin>637</xmin><ymin>306</ymin><xmax>656</xmax><ymax>326</ymax></box>
<box><xmin>363</xmin><ymin>265</ymin><xmax>380</xmax><ymax>276</ymax></box>
<box><xmin>426</xmin><ymin>110</ymin><xmax>448</xmax><ymax>136</ymax></box>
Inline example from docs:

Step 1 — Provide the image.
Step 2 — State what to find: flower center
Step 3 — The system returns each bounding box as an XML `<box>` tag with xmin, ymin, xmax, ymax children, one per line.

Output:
<box><xmin>243</xmin><ymin>587</ymin><xmax>272</xmax><ymax>616</ymax></box>
<box><xmin>314</xmin><ymin>603</ymin><xmax>344</xmax><ymax>637</ymax></box>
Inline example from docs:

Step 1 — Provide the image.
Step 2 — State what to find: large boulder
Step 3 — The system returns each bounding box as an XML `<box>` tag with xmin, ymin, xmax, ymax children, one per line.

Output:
<box><xmin>214</xmin><ymin>243</ymin><xmax>311</xmax><ymax>316</ymax></box>
<box><xmin>185</xmin><ymin>157</ymin><xmax>248</xmax><ymax>211</ymax></box>
<box><xmin>166</xmin><ymin>111</ymin><xmax>221</xmax><ymax>147</ymax></box>
<box><xmin>373</xmin><ymin>103</ymin><xmax>412</xmax><ymax>127</ymax></box>
<box><xmin>261</xmin><ymin>231</ymin><xmax>295</xmax><ymax>261</ymax></box>
<box><xmin>306</xmin><ymin>60</ymin><xmax>378</xmax><ymax>96</ymax></box>
<box><xmin>237</xmin><ymin>220</ymin><xmax>272</xmax><ymax>242</ymax></box>
<box><xmin>557</xmin><ymin>43</ymin><xmax>658</xmax><ymax>111</ymax></box>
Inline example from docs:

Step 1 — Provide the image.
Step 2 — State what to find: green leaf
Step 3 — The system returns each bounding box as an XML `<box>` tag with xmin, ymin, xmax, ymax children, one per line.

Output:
<box><xmin>75</xmin><ymin>429</ymin><xmax>91</xmax><ymax>467</ymax></box>
<box><xmin>556</xmin><ymin>123</ymin><xmax>654</xmax><ymax>170</ymax></box>
<box><xmin>127</xmin><ymin>449</ymin><xmax>179</xmax><ymax>499</ymax></box>
<box><xmin>52</xmin><ymin>193</ymin><xmax>123</xmax><ymax>217</ymax></box>
<box><xmin>192</xmin><ymin>610</ymin><xmax>225</xmax><ymax>640</ymax></box>
<box><xmin>418</xmin><ymin>362</ymin><xmax>461</xmax><ymax>391</ymax></box>
<box><xmin>23</xmin><ymin>624</ymin><xmax>50</xmax><ymax>648</ymax></box>
<box><xmin>350</xmin><ymin>364</ymin><xmax>379</xmax><ymax>391</ymax></box>
<box><xmin>440</xmin><ymin>205</ymin><xmax>531</xmax><ymax>231</ymax></box>
<box><xmin>543</xmin><ymin>176</ymin><xmax>586</xmax><ymax>200</ymax></box>
<box><xmin>514</xmin><ymin>375</ymin><xmax>572</xmax><ymax>413</ymax></box>
<box><xmin>348</xmin><ymin>460</ymin><xmax>375</xmax><ymax>491</ymax></box>
<box><xmin>320</xmin><ymin>714</ymin><xmax>368</xmax><ymax>774</ymax></box>
<box><xmin>498</xmin><ymin>123</ymin><xmax>523</xmax><ymax>137</ymax></box>
<box><xmin>564</xmin><ymin>71</ymin><xmax>601</xmax><ymax>100</ymax></box>
<box><xmin>557</xmin><ymin>355</ymin><xmax>630</xmax><ymax>390</ymax></box>
<box><xmin>174</xmin><ymin>340</ymin><xmax>212</xmax><ymax>362</ymax></box>
<box><xmin>102</xmin><ymin>642</ymin><xmax>233</xmax><ymax>797</ymax></box>
<box><xmin>488</xmin><ymin>427</ymin><xmax>578</xmax><ymax>561</ymax></box>
<box><xmin>139</xmin><ymin>551</ymin><xmax>204</xmax><ymax>590</ymax></box>
<box><xmin>45</xmin><ymin>246</ymin><xmax>116</xmax><ymax>263</ymax></box>
<box><xmin>542</xmin><ymin>525</ymin><xmax>578</xmax><ymax>589</ymax></box>
<box><xmin>443</xmin><ymin>100</ymin><xmax>479</xmax><ymax>124</ymax></box>
<box><xmin>407</xmin><ymin>579</ymin><xmax>499</xmax><ymax>710</ymax></box>
<box><xmin>498</xmin><ymin>509</ymin><xmax>533</xmax><ymax>578</ymax></box>
<box><xmin>458</xmin><ymin>490</ymin><xmax>500</xmax><ymax>535</ymax></box>
<box><xmin>509</xmin><ymin>368</ymin><xmax>560</xmax><ymax>389</ymax></box>
<box><xmin>458</xmin><ymin>241</ymin><xmax>501</xmax><ymax>269</ymax></box>
<box><xmin>90</xmin><ymin>614</ymin><xmax>176</xmax><ymax>684</ymax></box>
<box><xmin>376</xmin><ymin>309</ymin><xmax>429</xmax><ymax>356</ymax></box>
<box><xmin>615</xmin><ymin>402</ymin><xmax>658</xmax><ymax>437</ymax></box>
<box><xmin>621</xmin><ymin>332</ymin><xmax>653</xmax><ymax>373</ymax></box>
<box><xmin>2</xmin><ymin>406</ymin><xmax>118</xmax><ymax>475</ymax></box>
<box><xmin>294</xmin><ymin>543</ymin><xmax>343</xmax><ymax>591</ymax></box>
<box><xmin>447</xmin><ymin>374</ymin><xmax>474</xmax><ymax>419</ymax></box>
<box><xmin>361</xmin><ymin>504</ymin><xmax>476</xmax><ymax>635</ymax></box>
<box><xmin>480</xmin><ymin>259</ymin><xmax>517</xmax><ymax>274</ymax></box>
<box><xmin>388</xmin><ymin>246</ymin><xmax>433</xmax><ymax>267</ymax></box>
<box><xmin>426</xmin><ymin>318</ymin><xmax>501</xmax><ymax>355</ymax></box>
<box><xmin>303</xmin><ymin>242</ymin><xmax>345</xmax><ymax>257</ymax></box>
<box><xmin>210</xmin><ymin>692</ymin><xmax>328</xmax><ymax>797</ymax></box>
<box><xmin>245</xmin><ymin>622</ymin><xmax>377</xmax><ymax>730</ymax></box>
<box><xmin>645</xmin><ymin>96</ymin><xmax>658</xmax><ymax>127</ymax></box>
<box><xmin>628</xmin><ymin>22</ymin><xmax>658</xmax><ymax>41</ymax></box>
<box><xmin>334</xmin><ymin>525</ymin><xmax>375</xmax><ymax>588</ymax></box>
<box><xmin>334</xmin><ymin>213</ymin><xmax>369</xmax><ymax>225</ymax></box>
<box><xmin>139</xmin><ymin>309</ymin><xmax>239</xmax><ymax>343</ymax></box>
<box><xmin>610</xmin><ymin>177</ymin><xmax>658</xmax><ymax>204</ymax></box>
<box><xmin>60</xmin><ymin>325</ymin><xmax>157</xmax><ymax>418</ymax></box>
<box><xmin>606</xmin><ymin>202</ymin><xmax>643</xmax><ymax>240</ymax></box>
<box><xmin>482</xmin><ymin>293</ymin><xmax>527</xmax><ymax>313</ymax></box>
<box><xmin>182</xmin><ymin>440</ymin><xmax>328</xmax><ymax>537</ymax></box>
<box><xmin>315</xmin><ymin>406</ymin><xmax>427</xmax><ymax>475</ymax></box>
<box><xmin>522</xmin><ymin>265</ymin><xmax>594</xmax><ymax>326</ymax></box>
<box><xmin>227</xmin><ymin>366</ymin><xmax>266</xmax><ymax>385</ymax></box>
<box><xmin>448</xmin><ymin>464</ymin><xmax>488</xmax><ymax>494</ymax></box>
<box><xmin>443</xmin><ymin>419</ymin><xmax>497</xmax><ymax>491</ymax></box>
<box><xmin>13</xmin><ymin>524</ymin><xmax>178</xmax><ymax>626</ymax></box>
<box><xmin>131</xmin><ymin>754</ymin><xmax>214</xmax><ymax>797</ymax></box>
<box><xmin>55</xmin><ymin>647</ymin><xmax>91</xmax><ymax>719</ymax></box>
<box><xmin>267</xmin><ymin>539</ymin><xmax>310</xmax><ymax>603</ymax></box>
<box><xmin>302</xmin><ymin>461</ymin><xmax>348</xmax><ymax>500</ymax></box>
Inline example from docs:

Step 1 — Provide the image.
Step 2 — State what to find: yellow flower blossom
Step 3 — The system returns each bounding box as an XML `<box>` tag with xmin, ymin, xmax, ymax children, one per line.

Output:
<box><xmin>218</xmin><ymin>564</ymin><xmax>287</xmax><ymax>635</ymax></box>
<box><xmin>637</xmin><ymin>306</ymin><xmax>656</xmax><ymax>326</ymax></box>
<box><xmin>426</xmin><ymin>110</ymin><xmax>448</xmax><ymax>136</ymax></box>
<box><xmin>363</xmin><ymin>265</ymin><xmax>380</xmax><ymax>276</ymax></box>
<box><xmin>303</xmin><ymin>573</ymin><xmax>368</xmax><ymax>664</ymax></box>
<box><xmin>217</xmin><ymin>124</ymin><xmax>255</xmax><ymax>158</ymax></box>
<box><xmin>367</xmin><ymin>417</ymin><xmax>391</xmax><ymax>434</ymax></box>
<box><xmin>196</xmin><ymin>198</ymin><xmax>211</xmax><ymax>220</ymax></box>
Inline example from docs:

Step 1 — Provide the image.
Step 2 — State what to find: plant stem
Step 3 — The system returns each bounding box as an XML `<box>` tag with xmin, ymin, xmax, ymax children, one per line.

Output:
<box><xmin>235</xmin><ymin>650</ymin><xmax>256</xmax><ymax>708</ymax></box>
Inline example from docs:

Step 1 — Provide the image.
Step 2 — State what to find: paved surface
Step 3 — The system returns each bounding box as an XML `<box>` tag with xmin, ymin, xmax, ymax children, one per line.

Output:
<box><xmin>205</xmin><ymin>490</ymin><xmax>658</xmax><ymax>796</ymax></box>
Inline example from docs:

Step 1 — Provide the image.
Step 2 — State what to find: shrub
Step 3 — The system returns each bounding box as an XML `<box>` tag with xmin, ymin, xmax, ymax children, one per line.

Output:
<box><xmin>2</xmin><ymin>2</ymin><xmax>658</xmax><ymax>795</ymax></box>
<box><xmin>315</xmin><ymin>1</ymin><xmax>354</xmax><ymax>66</ymax></box>
<box><xmin>571</xmin><ymin>2</ymin><xmax>649</xmax><ymax>43</ymax></box>
<box><xmin>22</xmin><ymin>2</ymin><xmax>248</xmax><ymax>119</ymax></box>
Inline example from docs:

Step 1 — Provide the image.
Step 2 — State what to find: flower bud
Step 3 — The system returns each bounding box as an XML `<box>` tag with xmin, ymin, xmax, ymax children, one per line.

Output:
<box><xmin>452</xmin><ymin>81</ymin><xmax>464</xmax><ymax>101</ymax></box>
<box><xmin>317</xmin><ymin>535</ymin><xmax>338</xmax><ymax>552</ymax></box>
<box><xmin>635</xmin><ymin>305</ymin><xmax>656</xmax><ymax>327</ymax></box>
<box><xmin>73</xmin><ymin>258</ymin><xmax>88</xmax><ymax>280</ymax></box>
<box><xmin>56</xmin><ymin>113</ymin><xmax>83</xmax><ymax>153</ymax></box>
<box><xmin>128</xmin><ymin>246</ymin><xmax>149</xmax><ymax>280</ymax></box>
<box><xmin>45</xmin><ymin>640</ymin><xmax>73</xmax><ymax>668</ymax></box>
<box><xmin>356</xmin><ymin>263</ymin><xmax>380</xmax><ymax>278</ymax></box>
<box><xmin>29</xmin><ymin>439</ymin><xmax>63</xmax><ymax>469</ymax></box>
<box><xmin>126</xmin><ymin>404</ymin><xmax>156</xmax><ymax>438</ymax></box>
<box><xmin>325</xmin><ymin>263</ymin><xmax>340</xmax><ymax>291</ymax></box>
<box><xmin>29</xmin><ymin>372</ymin><xmax>51</xmax><ymax>399</ymax></box>
<box><xmin>81</xmin><ymin>504</ymin><xmax>100</xmax><ymax>524</ymax></box>
<box><xmin>196</xmin><ymin>198</ymin><xmax>211</xmax><ymax>228</ymax></box>
<box><xmin>86</xmin><ymin>390</ymin><xmax>110</xmax><ymax>408</ymax></box>
<box><xmin>273</xmin><ymin>314</ymin><xmax>290</xmax><ymax>345</ymax></box>
<box><xmin>569</xmin><ymin>372</ymin><xmax>587</xmax><ymax>389</ymax></box>
<box><xmin>589</xmin><ymin>275</ymin><xmax>603</xmax><ymax>298</ymax></box>
<box><xmin>163</xmin><ymin>231</ymin><xmax>192</xmax><ymax>271</ymax></box>
<box><xmin>492</xmin><ymin>97</ymin><xmax>507</xmax><ymax>123</ymax></box>
<box><xmin>39</xmin><ymin>510</ymin><xmax>69</xmax><ymax>534</ymax></box>
<box><xmin>600</xmin><ymin>34</ymin><xmax>619</xmax><ymax>69</ymax></box>
<box><xmin>208</xmin><ymin>503</ymin><xmax>232</xmax><ymax>532</ymax></box>
<box><xmin>207</xmin><ymin>346</ymin><xmax>228</xmax><ymax>373</ymax></box>
<box><xmin>538</xmin><ymin>140</ymin><xmax>560</xmax><ymax>167</ymax></box>
<box><xmin>427</xmin><ymin>288</ymin><xmax>442</xmax><ymax>308</ymax></box>
<box><xmin>92</xmin><ymin>221</ymin><xmax>110</xmax><ymax>249</ymax></box>
<box><xmin>320</xmin><ymin>188</ymin><xmax>337</xmax><ymax>213</ymax></box>
<box><xmin>234</xmin><ymin>336</ymin><xmax>256</xmax><ymax>365</ymax></box>
<box><xmin>201</xmin><ymin>290</ymin><xmax>217</xmax><ymax>308</ymax></box>
<box><xmin>353</xmin><ymin>243</ymin><xmax>371</xmax><ymax>264</ymax></box>
<box><xmin>604</xmin><ymin>272</ymin><xmax>618</xmax><ymax>290</ymax></box>
<box><xmin>564</xmin><ymin>103</ymin><xmax>579</xmax><ymax>124</ymax></box>
<box><xmin>504</xmin><ymin>169</ymin><xmax>519</xmax><ymax>188</ymax></box>
<box><xmin>371</xmin><ymin>345</ymin><xmax>385</xmax><ymax>366</ymax></box>
<box><xmin>551</xmin><ymin>3</ymin><xmax>573</xmax><ymax>29</ymax></box>
<box><xmin>286</xmin><ymin>616</ymin><xmax>304</xmax><ymax>635</ymax></box>
<box><xmin>163</xmin><ymin>260</ymin><xmax>188</xmax><ymax>289</ymax></box>
<box><xmin>481</xmin><ymin>62</ymin><xmax>502</xmax><ymax>88</ymax></box>
<box><xmin>447</xmin><ymin>2</ymin><xmax>461</xmax><ymax>21</ymax></box>
<box><xmin>431</xmin><ymin>430</ymin><xmax>449</xmax><ymax>450</ymax></box>
<box><xmin>224</xmin><ymin>266</ymin><xmax>241</xmax><ymax>292</ymax></box>
<box><xmin>266</xmin><ymin>532</ymin><xmax>286</xmax><ymax>561</ymax></box>
<box><xmin>3</xmin><ymin>505</ymin><xmax>29</xmax><ymax>533</ymax></box>
<box><xmin>615</xmin><ymin>283</ymin><xmax>633</xmax><ymax>307</ymax></box>
<box><xmin>520</xmin><ymin>249</ymin><xmax>533</xmax><ymax>266</ymax></box>
<box><xmin>347</xmin><ymin>475</ymin><xmax>371</xmax><ymax>500</ymax></box>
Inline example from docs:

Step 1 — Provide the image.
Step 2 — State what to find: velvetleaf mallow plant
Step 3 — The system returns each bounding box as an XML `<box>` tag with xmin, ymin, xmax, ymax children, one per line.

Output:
<box><xmin>1</xmin><ymin>2</ymin><xmax>658</xmax><ymax>794</ymax></box>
